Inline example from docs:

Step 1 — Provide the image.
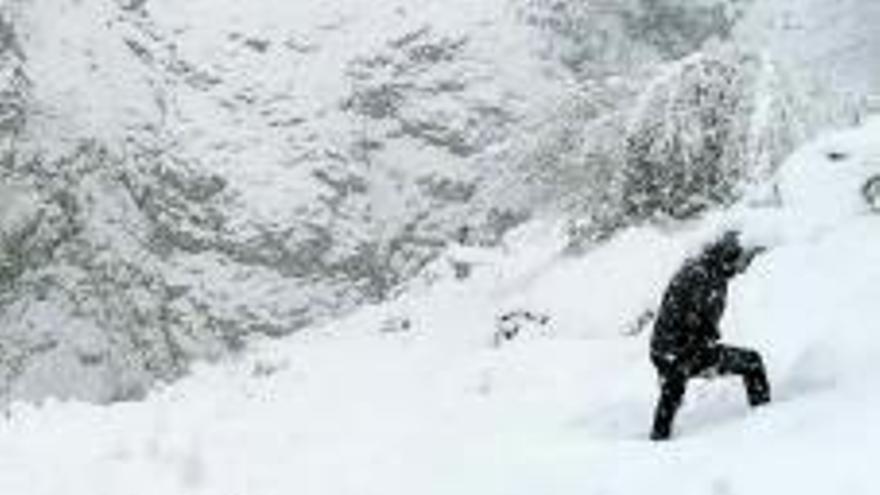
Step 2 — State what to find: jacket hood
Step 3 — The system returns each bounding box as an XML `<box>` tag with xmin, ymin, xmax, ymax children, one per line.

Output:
<box><xmin>701</xmin><ymin>230</ymin><xmax>744</xmax><ymax>278</ymax></box>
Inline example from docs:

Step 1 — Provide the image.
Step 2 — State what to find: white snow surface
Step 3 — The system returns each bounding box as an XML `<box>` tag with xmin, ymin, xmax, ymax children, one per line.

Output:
<box><xmin>1</xmin><ymin>121</ymin><xmax>879</xmax><ymax>494</ymax></box>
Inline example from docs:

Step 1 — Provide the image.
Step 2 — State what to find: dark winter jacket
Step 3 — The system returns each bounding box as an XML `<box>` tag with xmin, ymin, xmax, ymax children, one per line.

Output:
<box><xmin>650</xmin><ymin>232</ymin><xmax>745</xmax><ymax>365</ymax></box>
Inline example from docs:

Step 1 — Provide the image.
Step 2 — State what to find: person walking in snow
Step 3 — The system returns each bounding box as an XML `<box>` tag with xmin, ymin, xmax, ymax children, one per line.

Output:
<box><xmin>649</xmin><ymin>230</ymin><xmax>770</xmax><ymax>441</ymax></box>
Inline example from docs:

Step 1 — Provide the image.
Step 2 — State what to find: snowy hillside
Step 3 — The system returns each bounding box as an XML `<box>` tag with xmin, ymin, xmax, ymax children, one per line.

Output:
<box><xmin>0</xmin><ymin>116</ymin><xmax>878</xmax><ymax>494</ymax></box>
<box><xmin>0</xmin><ymin>0</ymin><xmax>814</xmax><ymax>403</ymax></box>
<box><xmin>1</xmin><ymin>0</ymin><xmax>879</xmax><ymax>436</ymax></box>
<box><xmin>1</xmin><ymin>0</ymin><xmax>575</xmax><ymax>403</ymax></box>
<box><xmin>736</xmin><ymin>0</ymin><xmax>880</xmax><ymax>102</ymax></box>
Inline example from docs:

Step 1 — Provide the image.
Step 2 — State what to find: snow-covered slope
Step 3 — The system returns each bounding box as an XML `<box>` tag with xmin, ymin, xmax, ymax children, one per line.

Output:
<box><xmin>0</xmin><ymin>0</ymin><xmax>775</xmax><ymax>403</ymax></box>
<box><xmin>0</xmin><ymin>117</ymin><xmax>878</xmax><ymax>494</ymax></box>
<box><xmin>6</xmin><ymin>0</ymin><xmax>875</xmax><ymax>404</ymax></box>
<box><xmin>738</xmin><ymin>0</ymin><xmax>880</xmax><ymax>97</ymax></box>
<box><xmin>1</xmin><ymin>0</ymin><xmax>573</xmax><ymax>403</ymax></box>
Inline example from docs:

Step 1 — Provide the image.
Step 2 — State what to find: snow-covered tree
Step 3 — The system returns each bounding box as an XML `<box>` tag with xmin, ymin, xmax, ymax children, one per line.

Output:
<box><xmin>622</xmin><ymin>47</ymin><xmax>773</xmax><ymax>220</ymax></box>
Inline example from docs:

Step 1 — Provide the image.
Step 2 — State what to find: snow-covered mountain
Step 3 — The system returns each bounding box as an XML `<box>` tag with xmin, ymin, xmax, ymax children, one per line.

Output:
<box><xmin>1</xmin><ymin>0</ymin><xmax>880</xmax><ymax>490</ymax></box>
<box><xmin>0</xmin><ymin>0</ymin><xmax>877</xmax><ymax>405</ymax></box>
<box><xmin>0</xmin><ymin>114</ymin><xmax>878</xmax><ymax>495</ymax></box>
<box><xmin>1</xmin><ymin>0</ymin><xmax>571</xmax><ymax>402</ymax></box>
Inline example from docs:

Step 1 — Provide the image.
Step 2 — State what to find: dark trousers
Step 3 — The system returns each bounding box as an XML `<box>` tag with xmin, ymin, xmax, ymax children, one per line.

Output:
<box><xmin>650</xmin><ymin>344</ymin><xmax>770</xmax><ymax>440</ymax></box>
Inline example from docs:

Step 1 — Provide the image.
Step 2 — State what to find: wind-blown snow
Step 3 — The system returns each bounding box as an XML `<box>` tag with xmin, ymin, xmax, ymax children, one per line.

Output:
<box><xmin>0</xmin><ymin>117</ymin><xmax>878</xmax><ymax>494</ymax></box>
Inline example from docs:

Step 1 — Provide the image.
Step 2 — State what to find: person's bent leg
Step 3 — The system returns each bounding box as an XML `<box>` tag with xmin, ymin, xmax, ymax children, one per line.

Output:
<box><xmin>651</xmin><ymin>372</ymin><xmax>687</xmax><ymax>440</ymax></box>
<box><xmin>717</xmin><ymin>345</ymin><xmax>770</xmax><ymax>406</ymax></box>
